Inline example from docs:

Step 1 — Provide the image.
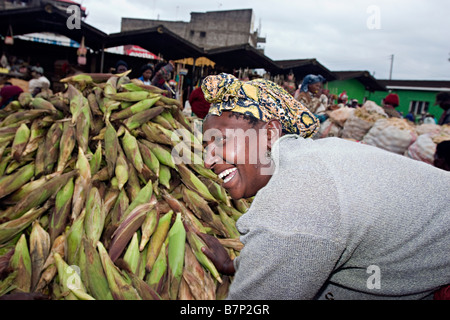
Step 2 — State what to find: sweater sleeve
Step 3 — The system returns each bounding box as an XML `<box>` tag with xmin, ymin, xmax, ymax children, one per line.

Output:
<box><xmin>227</xmin><ymin>229</ymin><xmax>343</xmax><ymax>300</ymax></box>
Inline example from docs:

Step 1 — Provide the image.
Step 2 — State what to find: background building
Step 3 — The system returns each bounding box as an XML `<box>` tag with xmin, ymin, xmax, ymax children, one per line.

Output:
<box><xmin>121</xmin><ymin>8</ymin><xmax>266</xmax><ymax>51</ymax></box>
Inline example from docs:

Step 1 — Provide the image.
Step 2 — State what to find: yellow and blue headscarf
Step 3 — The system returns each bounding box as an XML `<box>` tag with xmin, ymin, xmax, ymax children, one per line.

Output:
<box><xmin>201</xmin><ymin>73</ymin><xmax>320</xmax><ymax>137</ymax></box>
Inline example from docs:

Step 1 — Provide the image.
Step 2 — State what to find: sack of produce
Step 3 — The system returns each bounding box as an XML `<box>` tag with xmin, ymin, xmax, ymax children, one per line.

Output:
<box><xmin>328</xmin><ymin>106</ymin><xmax>355</xmax><ymax>128</ymax></box>
<box><xmin>406</xmin><ymin>133</ymin><xmax>437</xmax><ymax>165</ymax></box>
<box><xmin>315</xmin><ymin>118</ymin><xmax>342</xmax><ymax>139</ymax></box>
<box><xmin>341</xmin><ymin>101</ymin><xmax>387</xmax><ymax>141</ymax></box>
<box><xmin>362</xmin><ymin>117</ymin><xmax>417</xmax><ymax>155</ymax></box>
<box><xmin>415</xmin><ymin>123</ymin><xmax>441</xmax><ymax>137</ymax></box>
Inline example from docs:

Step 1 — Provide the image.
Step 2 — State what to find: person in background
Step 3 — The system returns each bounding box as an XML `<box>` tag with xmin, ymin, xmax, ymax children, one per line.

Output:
<box><xmin>434</xmin><ymin>140</ymin><xmax>450</xmax><ymax>171</ymax></box>
<box><xmin>423</xmin><ymin>113</ymin><xmax>437</xmax><ymax>125</ymax></box>
<box><xmin>138</xmin><ymin>64</ymin><xmax>154</xmax><ymax>85</ymax></box>
<box><xmin>404</xmin><ymin>111</ymin><xmax>415</xmax><ymax>123</ymax></box>
<box><xmin>0</xmin><ymin>82</ymin><xmax>23</xmax><ymax>109</ymax></box>
<box><xmin>198</xmin><ymin>72</ymin><xmax>450</xmax><ymax>300</ymax></box>
<box><xmin>188</xmin><ymin>80</ymin><xmax>211</xmax><ymax>119</ymax></box>
<box><xmin>28</xmin><ymin>66</ymin><xmax>50</xmax><ymax>97</ymax></box>
<box><xmin>115</xmin><ymin>60</ymin><xmax>129</xmax><ymax>74</ymax></box>
<box><xmin>282</xmin><ymin>72</ymin><xmax>297</xmax><ymax>97</ymax></box>
<box><xmin>151</xmin><ymin>60</ymin><xmax>175</xmax><ymax>96</ymax></box>
<box><xmin>296</xmin><ymin>74</ymin><xmax>328</xmax><ymax>122</ymax></box>
<box><xmin>381</xmin><ymin>93</ymin><xmax>402</xmax><ymax>118</ymax></box>
<box><xmin>435</xmin><ymin>92</ymin><xmax>450</xmax><ymax>125</ymax></box>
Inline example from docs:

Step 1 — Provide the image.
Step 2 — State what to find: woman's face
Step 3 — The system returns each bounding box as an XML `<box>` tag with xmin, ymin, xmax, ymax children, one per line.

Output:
<box><xmin>202</xmin><ymin>112</ymin><xmax>275</xmax><ymax>200</ymax></box>
<box><xmin>308</xmin><ymin>82</ymin><xmax>322</xmax><ymax>94</ymax></box>
<box><xmin>143</xmin><ymin>69</ymin><xmax>153</xmax><ymax>81</ymax></box>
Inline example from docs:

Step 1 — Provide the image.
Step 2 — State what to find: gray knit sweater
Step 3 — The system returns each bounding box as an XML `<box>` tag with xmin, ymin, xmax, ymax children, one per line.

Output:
<box><xmin>228</xmin><ymin>135</ymin><xmax>450</xmax><ymax>300</ymax></box>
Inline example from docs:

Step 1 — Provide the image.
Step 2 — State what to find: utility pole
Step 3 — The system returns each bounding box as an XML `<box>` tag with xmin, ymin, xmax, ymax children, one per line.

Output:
<box><xmin>389</xmin><ymin>54</ymin><xmax>394</xmax><ymax>80</ymax></box>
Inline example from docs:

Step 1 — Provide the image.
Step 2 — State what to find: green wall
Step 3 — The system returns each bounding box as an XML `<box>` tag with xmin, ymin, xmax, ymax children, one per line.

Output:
<box><xmin>327</xmin><ymin>79</ymin><xmax>444</xmax><ymax>122</ymax></box>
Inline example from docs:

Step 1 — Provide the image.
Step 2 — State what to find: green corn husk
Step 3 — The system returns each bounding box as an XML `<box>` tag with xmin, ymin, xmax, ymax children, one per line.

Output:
<box><xmin>84</xmin><ymin>186</ymin><xmax>106</xmax><ymax>245</ymax></box>
<box><xmin>110</xmin><ymin>97</ymin><xmax>160</xmax><ymax>121</ymax></box>
<box><xmin>137</xmin><ymin>140</ymin><xmax>160</xmax><ymax>177</ymax></box>
<box><xmin>89</xmin><ymin>141</ymin><xmax>102</xmax><ymax>175</ymax></box>
<box><xmin>49</xmin><ymin>176</ymin><xmax>74</xmax><ymax>243</ymax></box>
<box><xmin>109</xmin><ymin>200</ymin><xmax>157</xmax><ymax>262</ymax></box>
<box><xmin>56</xmin><ymin>121</ymin><xmax>76</xmax><ymax>173</ymax></box>
<box><xmin>123</xmin><ymin>106</ymin><xmax>165</xmax><ymax>131</ymax></box>
<box><xmin>54</xmin><ymin>252</ymin><xmax>95</xmax><ymax>300</ymax></box>
<box><xmin>29</xmin><ymin>221</ymin><xmax>51</xmax><ymax>291</ymax></box>
<box><xmin>4</xmin><ymin>170</ymin><xmax>77</xmax><ymax>221</ymax></box>
<box><xmin>81</xmin><ymin>237</ymin><xmax>113</xmax><ymax>300</ymax></box>
<box><xmin>0</xmin><ymin>163</ymin><xmax>35</xmax><ymax>200</ymax></box>
<box><xmin>97</xmin><ymin>241</ymin><xmax>142</xmax><ymax>300</ymax></box>
<box><xmin>146</xmin><ymin>239</ymin><xmax>168</xmax><ymax>292</ymax></box>
<box><xmin>145</xmin><ymin>210</ymin><xmax>173</xmax><ymax>272</ymax></box>
<box><xmin>122</xmin><ymin>129</ymin><xmax>144</xmax><ymax>174</ymax></box>
<box><xmin>9</xmin><ymin>234</ymin><xmax>32</xmax><ymax>293</ymax></box>
<box><xmin>167</xmin><ymin>212</ymin><xmax>186</xmax><ymax>300</ymax></box>
<box><xmin>139</xmin><ymin>208</ymin><xmax>159</xmax><ymax>251</ymax></box>
<box><xmin>123</xmin><ymin>232</ymin><xmax>140</xmax><ymax>275</ymax></box>
<box><xmin>104</xmin><ymin>119</ymin><xmax>119</xmax><ymax>178</ymax></box>
<box><xmin>11</xmin><ymin>123</ymin><xmax>30</xmax><ymax>162</ymax></box>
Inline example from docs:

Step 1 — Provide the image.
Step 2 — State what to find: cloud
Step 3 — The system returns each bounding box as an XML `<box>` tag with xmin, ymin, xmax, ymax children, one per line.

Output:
<box><xmin>81</xmin><ymin>0</ymin><xmax>450</xmax><ymax>80</ymax></box>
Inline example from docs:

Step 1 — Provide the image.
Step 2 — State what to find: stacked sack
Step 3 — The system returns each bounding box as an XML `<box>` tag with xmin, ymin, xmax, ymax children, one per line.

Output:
<box><xmin>315</xmin><ymin>100</ymin><xmax>450</xmax><ymax>165</ymax></box>
<box><xmin>0</xmin><ymin>71</ymin><xmax>250</xmax><ymax>300</ymax></box>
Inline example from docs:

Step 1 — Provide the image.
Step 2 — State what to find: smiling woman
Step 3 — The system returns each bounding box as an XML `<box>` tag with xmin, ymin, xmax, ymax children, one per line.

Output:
<box><xmin>198</xmin><ymin>73</ymin><xmax>450</xmax><ymax>300</ymax></box>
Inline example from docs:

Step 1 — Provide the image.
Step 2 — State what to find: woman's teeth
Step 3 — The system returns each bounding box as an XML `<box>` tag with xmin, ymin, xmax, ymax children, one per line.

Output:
<box><xmin>218</xmin><ymin>168</ymin><xmax>237</xmax><ymax>183</ymax></box>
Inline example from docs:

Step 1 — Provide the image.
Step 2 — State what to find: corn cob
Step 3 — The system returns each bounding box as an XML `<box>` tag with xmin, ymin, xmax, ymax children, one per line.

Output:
<box><xmin>109</xmin><ymin>200</ymin><xmax>157</xmax><ymax>262</ymax></box>
<box><xmin>66</xmin><ymin>208</ymin><xmax>85</xmax><ymax>267</ymax></box>
<box><xmin>122</xmin><ymin>129</ymin><xmax>144</xmax><ymax>174</ymax></box>
<box><xmin>141</xmin><ymin>140</ymin><xmax>177</xmax><ymax>170</ymax></box>
<box><xmin>72</xmin><ymin>148</ymin><xmax>91</xmax><ymax>220</ymax></box>
<box><xmin>11</xmin><ymin>123</ymin><xmax>30</xmax><ymax>162</ymax></box>
<box><xmin>177</xmin><ymin>163</ymin><xmax>216</xmax><ymax>202</ymax></box>
<box><xmin>18</xmin><ymin>92</ymin><xmax>33</xmax><ymax>108</ymax></box>
<box><xmin>182</xmin><ymin>186</ymin><xmax>228</xmax><ymax>237</ymax></box>
<box><xmin>115</xmin><ymin>147</ymin><xmax>129</xmax><ymax>191</ymax></box>
<box><xmin>31</xmin><ymin>97</ymin><xmax>58</xmax><ymax>113</ymax></box>
<box><xmin>9</xmin><ymin>234</ymin><xmax>32</xmax><ymax>293</ymax></box>
<box><xmin>146</xmin><ymin>210</ymin><xmax>173</xmax><ymax>272</ymax></box>
<box><xmin>137</xmin><ymin>140</ymin><xmax>160</xmax><ymax>177</ymax></box>
<box><xmin>104</xmin><ymin>119</ymin><xmax>118</xmax><ymax>178</ymax></box>
<box><xmin>0</xmin><ymin>162</ymin><xmax>35</xmax><ymax>200</ymax></box>
<box><xmin>81</xmin><ymin>237</ymin><xmax>113</xmax><ymax>300</ymax></box>
<box><xmin>29</xmin><ymin>221</ymin><xmax>51</xmax><ymax>291</ymax></box>
<box><xmin>97</xmin><ymin>241</ymin><xmax>142</xmax><ymax>300</ymax></box>
<box><xmin>110</xmin><ymin>91</ymin><xmax>150</xmax><ymax>102</ymax></box>
<box><xmin>146</xmin><ymin>239</ymin><xmax>168</xmax><ymax>292</ymax></box>
<box><xmin>89</xmin><ymin>141</ymin><xmax>102</xmax><ymax>175</ymax></box>
<box><xmin>139</xmin><ymin>208</ymin><xmax>159</xmax><ymax>251</ymax></box>
<box><xmin>167</xmin><ymin>212</ymin><xmax>186</xmax><ymax>300</ymax></box>
<box><xmin>185</xmin><ymin>226</ymin><xmax>222</xmax><ymax>284</ymax></box>
<box><xmin>35</xmin><ymin>234</ymin><xmax>65</xmax><ymax>293</ymax></box>
<box><xmin>54</xmin><ymin>252</ymin><xmax>95</xmax><ymax>300</ymax></box>
<box><xmin>123</xmin><ymin>106</ymin><xmax>165</xmax><ymax>131</ymax></box>
<box><xmin>123</xmin><ymin>232</ymin><xmax>140</xmax><ymax>275</ymax></box>
<box><xmin>56</xmin><ymin>121</ymin><xmax>76</xmax><ymax>173</ymax></box>
<box><xmin>84</xmin><ymin>186</ymin><xmax>105</xmax><ymax>245</ymax></box>
<box><xmin>110</xmin><ymin>97</ymin><xmax>160</xmax><ymax>121</ymax></box>
<box><xmin>43</xmin><ymin>122</ymin><xmax>63</xmax><ymax>175</ymax></box>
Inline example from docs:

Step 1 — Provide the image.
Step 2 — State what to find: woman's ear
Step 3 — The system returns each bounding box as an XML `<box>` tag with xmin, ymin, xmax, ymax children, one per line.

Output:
<box><xmin>265</xmin><ymin>119</ymin><xmax>283</xmax><ymax>150</ymax></box>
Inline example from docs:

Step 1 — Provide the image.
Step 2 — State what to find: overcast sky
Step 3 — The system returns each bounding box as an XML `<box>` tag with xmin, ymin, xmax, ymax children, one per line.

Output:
<box><xmin>81</xmin><ymin>0</ymin><xmax>450</xmax><ymax>81</ymax></box>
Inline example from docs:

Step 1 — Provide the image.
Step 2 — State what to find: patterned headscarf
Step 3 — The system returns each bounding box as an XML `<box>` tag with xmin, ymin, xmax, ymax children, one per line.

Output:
<box><xmin>300</xmin><ymin>74</ymin><xmax>326</xmax><ymax>93</ymax></box>
<box><xmin>201</xmin><ymin>73</ymin><xmax>320</xmax><ymax>137</ymax></box>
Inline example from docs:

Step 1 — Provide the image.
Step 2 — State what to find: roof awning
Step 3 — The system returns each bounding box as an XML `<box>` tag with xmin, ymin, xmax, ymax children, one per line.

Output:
<box><xmin>274</xmin><ymin>59</ymin><xmax>337</xmax><ymax>81</ymax></box>
<box><xmin>105</xmin><ymin>25</ymin><xmax>205</xmax><ymax>60</ymax></box>
<box><xmin>0</xmin><ymin>3</ymin><xmax>107</xmax><ymax>51</ymax></box>
<box><xmin>205</xmin><ymin>44</ymin><xmax>280</xmax><ymax>73</ymax></box>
